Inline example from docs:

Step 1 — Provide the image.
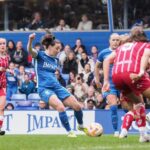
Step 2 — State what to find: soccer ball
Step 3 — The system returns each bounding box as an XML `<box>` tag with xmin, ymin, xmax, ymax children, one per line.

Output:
<box><xmin>87</xmin><ymin>122</ymin><xmax>103</xmax><ymax>137</ymax></box>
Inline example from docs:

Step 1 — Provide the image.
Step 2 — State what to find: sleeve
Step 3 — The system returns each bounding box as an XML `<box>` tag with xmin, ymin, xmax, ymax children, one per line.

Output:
<box><xmin>36</xmin><ymin>51</ymin><xmax>42</xmax><ymax>60</ymax></box>
<box><xmin>97</xmin><ymin>51</ymin><xmax>104</xmax><ymax>63</ymax></box>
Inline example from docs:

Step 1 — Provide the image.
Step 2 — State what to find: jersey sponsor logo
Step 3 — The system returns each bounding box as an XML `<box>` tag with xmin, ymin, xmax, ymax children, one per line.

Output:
<box><xmin>43</xmin><ymin>62</ymin><xmax>55</xmax><ymax>70</ymax></box>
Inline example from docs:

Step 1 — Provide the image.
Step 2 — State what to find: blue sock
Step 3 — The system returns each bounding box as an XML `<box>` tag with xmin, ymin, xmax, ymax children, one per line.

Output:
<box><xmin>74</xmin><ymin>110</ymin><xmax>83</xmax><ymax>125</ymax></box>
<box><xmin>110</xmin><ymin>105</ymin><xmax>118</xmax><ymax>131</ymax></box>
<box><xmin>59</xmin><ymin>112</ymin><xmax>71</xmax><ymax>132</ymax></box>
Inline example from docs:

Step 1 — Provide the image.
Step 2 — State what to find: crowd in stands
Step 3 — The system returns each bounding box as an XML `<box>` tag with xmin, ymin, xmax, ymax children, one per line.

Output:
<box><xmin>1</xmin><ymin>0</ymin><xmax>150</xmax><ymax>31</ymax></box>
<box><xmin>0</xmin><ymin>0</ymin><xmax>108</xmax><ymax>31</ymax></box>
<box><xmin>5</xmin><ymin>36</ymin><xmax>150</xmax><ymax>111</ymax></box>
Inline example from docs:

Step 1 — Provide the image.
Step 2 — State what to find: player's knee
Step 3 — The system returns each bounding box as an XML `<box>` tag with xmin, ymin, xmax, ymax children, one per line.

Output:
<box><xmin>56</xmin><ymin>105</ymin><xmax>65</xmax><ymax>112</ymax></box>
<box><xmin>73</xmin><ymin>103</ymin><xmax>82</xmax><ymax>111</ymax></box>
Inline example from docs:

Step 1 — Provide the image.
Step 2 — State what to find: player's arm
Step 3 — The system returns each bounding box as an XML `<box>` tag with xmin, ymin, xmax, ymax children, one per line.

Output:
<box><xmin>27</xmin><ymin>33</ymin><xmax>37</xmax><ymax>58</ymax></box>
<box><xmin>94</xmin><ymin>61</ymin><xmax>102</xmax><ymax>89</ymax></box>
<box><xmin>130</xmin><ymin>48</ymin><xmax>150</xmax><ymax>82</ymax></box>
<box><xmin>102</xmin><ymin>51</ymin><xmax>116</xmax><ymax>92</ymax></box>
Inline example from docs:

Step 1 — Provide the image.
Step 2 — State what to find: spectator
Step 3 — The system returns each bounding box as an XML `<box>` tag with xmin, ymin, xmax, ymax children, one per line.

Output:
<box><xmin>7</xmin><ymin>40</ymin><xmax>16</xmax><ymax>60</ymax></box>
<box><xmin>68</xmin><ymin>71</ymin><xmax>76</xmax><ymax>86</ymax></box>
<box><xmin>90</xmin><ymin>45</ymin><xmax>98</xmax><ymax>64</ymax></box>
<box><xmin>27</xmin><ymin>12</ymin><xmax>44</xmax><ymax>30</ymax></box>
<box><xmin>55</xmin><ymin>70</ymin><xmax>66</xmax><ymax>87</ymax></box>
<box><xmin>78</xmin><ymin>52</ymin><xmax>95</xmax><ymax>73</ymax></box>
<box><xmin>58</xmin><ymin>44</ymin><xmax>72</xmax><ymax>67</ymax></box>
<box><xmin>84</xmin><ymin>99</ymin><xmax>96</xmax><ymax>110</ymax></box>
<box><xmin>85</xmin><ymin>86</ymin><xmax>97</xmax><ymax>103</ymax></box>
<box><xmin>74</xmin><ymin>74</ymin><xmax>88</xmax><ymax>104</ymax></box>
<box><xmin>77</xmin><ymin>14</ymin><xmax>93</xmax><ymax>30</ymax></box>
<box><xmin>19</xmin><ymin>74</ymin><xmax>35</xmax><ymax>96</ymax></box>
<box><xmin>6</xmin><ymin>62</ymin><xmax>18</xmax><ymax>101</ymax></box>
<box><xmin>11</xmin><ymin>41</ymin><xmax>28</xmax><ymax>67</ymax></box>
<box><xmin>17</xmin><ymin>65</ymin><xmax>26</xmax><ymax>87</ymax></box>
<box><xmin>5</xmin><ymin>103</ymin><xmax>14</xmax><ymax>110</ymax></box>
<box><xmin>55</xmin><ymin>19</ymin><xmax>70</xmax><ymax>31</ymax></box>
<box><xmin>62</xmin><ymin>51</ymin><xmax>78</xmax><ymax>74</ymax></box>
<box><xmin>72</xmin><ymin>38</ymin><xmax>85</xmax><ymax>55</ymax></box>
<box><xmin>82</xmin><ymin>64</ymin><xmax>93</xmax><ymax>84</ymax></box>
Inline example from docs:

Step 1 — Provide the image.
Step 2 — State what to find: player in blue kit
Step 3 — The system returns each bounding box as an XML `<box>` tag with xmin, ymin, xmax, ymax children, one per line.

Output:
<box><xmin>95</xmin><ymin>33</ymin><xmax>121</xmax><ymax>137</ymax></box>
<box><xmin>27</xmin><ymin>33</ymin><xmax>87</xmax><ymax>137</ymax></box>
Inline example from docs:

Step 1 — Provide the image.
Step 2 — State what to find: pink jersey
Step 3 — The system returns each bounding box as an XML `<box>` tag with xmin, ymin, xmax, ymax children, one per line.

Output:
<box><xmin>113</xmin><ymin>42</ymin><xmax>150</xmax><ymax>74</ymax></box>
<box><xmin>0</xmin><ymin>55</ymin><xmax>9</xmax><ymax>88</ymax></box>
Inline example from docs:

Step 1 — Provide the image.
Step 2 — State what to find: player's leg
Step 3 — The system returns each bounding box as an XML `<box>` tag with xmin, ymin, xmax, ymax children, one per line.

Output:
<box><xmin>39</xmin><ymin>88</ymin><xmax>75</xmax><ymax>137</ymax></box>
<box><xmin>48</xmin><ymin>95</ymin><xmax>76</xmax><ymax>136</ymax></box>
<box><xmin>63</xmin><ymin>95</ymin><xmax>87</xmax><ymax>134</ymax></box>
<box><xmin>119</xmin><ymin>99</ymin><xmax>134</xmax><ymax>138</ymax></box>
<box><xmin>106</xmin><ymin>94</ymin><xmax>119</xmax><ymax>137</ymax></box>
<box><xmin>0</xmin><ymin>89</ymin><xmax>6</xmax><ymax>135</ymax></box>
<box><xmin>125</xmin><ymin>92</ymin><xmax>149</xmax><ymax>142</ymax></box>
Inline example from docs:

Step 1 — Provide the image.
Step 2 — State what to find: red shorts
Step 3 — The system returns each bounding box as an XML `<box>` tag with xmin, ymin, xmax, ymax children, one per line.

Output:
<box><xmin>0</xmin><ymin>88</ymin><xmax>6</xmax><ymax>96</ymax></box>
<box><xmin>112</xmin><ymin>72</ymin><xmax>150</xmax><ymax>96</ymax></box>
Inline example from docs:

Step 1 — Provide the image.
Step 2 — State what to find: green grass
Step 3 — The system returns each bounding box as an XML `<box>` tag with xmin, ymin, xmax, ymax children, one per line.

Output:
<box><xmin>0</xmin><ymin>135</ymin><xmax>150</xmax><ymax>150</ymax></box>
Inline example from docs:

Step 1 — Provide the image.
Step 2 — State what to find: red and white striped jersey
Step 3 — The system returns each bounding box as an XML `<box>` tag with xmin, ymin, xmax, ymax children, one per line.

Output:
<box><xmin>113</xmin><ymin>42</ymin><xmax>150</xmax><ymax>74</ymax></box>
<box><xmin>0</xmin><ymin>55</ymin><xmax>9</xmax><ymax>88</ymax></box>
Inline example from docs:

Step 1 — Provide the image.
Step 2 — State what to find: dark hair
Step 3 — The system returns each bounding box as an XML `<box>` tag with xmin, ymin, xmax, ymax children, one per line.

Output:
<box><xmin>41</xmin><ymin>33</ymin><xmax>56</xmax><ymax>49</ymax></box>
<box><xmin>5</xmin><ymin>103</ymin><xmax>14</xmax><ymax>110</ymax></box>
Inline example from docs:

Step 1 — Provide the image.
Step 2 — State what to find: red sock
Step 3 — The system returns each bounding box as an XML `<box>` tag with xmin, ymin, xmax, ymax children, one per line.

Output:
<box><xmin>0</xmin><ymin>120</ymin><xmax>3</xmax><ymax>128</ymax></box>
<box><xmin>134</xmin><ymin>104</ymin><xmax>146</xmax><ymax>127</ymax></box>
<box><xmin>122</xmin><ymin>111</ymin><xmax>134</xmax><ymax>130</ymax></box>
<box><xmin>0</xmin><ymin>115</ymin><xmax>4</xmax><ymax>129</ymax></box>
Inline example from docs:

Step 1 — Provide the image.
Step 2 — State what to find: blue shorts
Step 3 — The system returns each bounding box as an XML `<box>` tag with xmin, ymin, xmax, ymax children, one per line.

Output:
<box><xmin>102</xmin><ymin>88</ymin><xmax>120</xmax><ymax>101</ymax></box>
<box><xmin>38</xmin><ymin>85</ymin><xmax>71</xmax><ymax>103</ymax></box>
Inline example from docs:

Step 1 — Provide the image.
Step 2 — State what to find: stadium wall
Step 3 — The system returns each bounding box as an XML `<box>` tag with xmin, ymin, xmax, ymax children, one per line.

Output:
<box><xmin>3</xmin><ymin>110</ymin><xmax>150</xmax><ymax>134</ymax></box>
<box><xmin>1</xmin><ymin>31</ymin><xmax>150</xmax><ymax>55</ymax></box>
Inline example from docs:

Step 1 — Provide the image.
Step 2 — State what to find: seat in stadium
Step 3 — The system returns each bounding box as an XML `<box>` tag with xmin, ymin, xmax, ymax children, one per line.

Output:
<box><xmin>15</xmin><ymin>106</ymin><xmax>39</xmax><ymax>110</ymax></box>
<box><xmin>11</xmin><ymin>94</ymin><xmax>27</xmax><ymax>101</ymax></box>
<box><xmin>27</xmin><ymin>93</ymin><xmax>41</xmax><ymax>101</ymax></box>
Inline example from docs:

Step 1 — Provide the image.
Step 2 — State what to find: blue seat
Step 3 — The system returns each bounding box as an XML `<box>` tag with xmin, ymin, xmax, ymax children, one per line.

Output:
<box><xmin>11</xmin><ymin>94</ymin><xmax>26</xmax><ymax>101</ymax></box>
<box><xmin>17</xmin><ymin>101</ymin><xmax>32</xmax><ymax>107</ymax></box>
<box><xmin>15</xmin><ymin>106</ymin><xmax>39</xmax><ymax>110</ymax></box>
<box><xmin>28</xmin><ymin>93</ymin><xmax>41</xmax><ymax>101</ymax></box>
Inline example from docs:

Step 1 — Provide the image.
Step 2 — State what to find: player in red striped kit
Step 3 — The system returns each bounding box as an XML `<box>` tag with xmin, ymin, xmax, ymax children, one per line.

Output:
<box><xmin>103</xmin><ymin>26</ymin><xmax>150</xmax><ymax>142</ymax></box>
<box><xmin>0</xmin><ymin>38</ymin><xmax>9</xmax><ymax>135</ymax></box>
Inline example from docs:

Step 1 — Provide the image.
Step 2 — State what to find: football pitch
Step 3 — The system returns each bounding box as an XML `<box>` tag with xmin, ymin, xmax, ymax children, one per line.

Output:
<box><xmin>0</xmin><ymin>135</ymin><xmax>150</xmax><ymax>150</ymax></box>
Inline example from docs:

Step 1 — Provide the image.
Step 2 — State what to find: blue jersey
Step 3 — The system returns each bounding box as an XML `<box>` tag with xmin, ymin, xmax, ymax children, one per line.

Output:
<box><xmin>35</xmin><ymin>51</ymin><xmax>71</xmax><ymax>102</ymax></box>
<box><xmin>98</xmin><ymin>48</ymin><xmax>119</xmax><ymax>98</ymax></box>
<box><xmin>35</xmin><ymin>51</ymin><xmax>60</xmax><ymax>89</ymax></box>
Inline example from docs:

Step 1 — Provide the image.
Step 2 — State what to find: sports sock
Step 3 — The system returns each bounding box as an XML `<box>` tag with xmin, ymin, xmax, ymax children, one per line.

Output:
<box><xmin>122</xmin><ymin>111</ymin><xmax>134</xmax><ymax>130</ymax></box>
<box><xmin>59</xmin><ymin>112</ymin><xmax>71</xmax><ymax>132</ymax></box>
<box><xmin>110</xmin><ymin>105</ymin><xmax>118</xmax><ymax>131</ymax></box>
<box><xmin>0</xmin><ymin>116</ymin><xmax>4</xmax><ymax>130</ymax></box>
<box><xmin>134</xmin><ymin>103</ymin><xmax>146</xmax><ymax>129</ymax></box>
<box><xmin>74</xmin><ymin>110</ymin><xmax>83</xmax><ymax>125</ymax></box>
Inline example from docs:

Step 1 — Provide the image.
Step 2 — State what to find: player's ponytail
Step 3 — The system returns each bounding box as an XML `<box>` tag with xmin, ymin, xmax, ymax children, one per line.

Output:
<box><xmin>130</xmin><ymin>26</ymin><xmax>148</xmax><ymax>42</ymax></box>
<box><xmin>41</xmin><ymin>33</ymin><xmax>56</xmax><ymax>49</ymax></box>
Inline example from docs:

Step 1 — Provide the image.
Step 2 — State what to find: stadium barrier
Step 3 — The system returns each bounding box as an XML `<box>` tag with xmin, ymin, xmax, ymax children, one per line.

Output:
<box><xmin>1</xmin><ymin>31</ymin><xmax>150</xmax><ymax>55</ymax></box>
<box><xmin>3</xmin><ymin>110</ymin><xmax>150</xmax><ymax>134</ymax></box>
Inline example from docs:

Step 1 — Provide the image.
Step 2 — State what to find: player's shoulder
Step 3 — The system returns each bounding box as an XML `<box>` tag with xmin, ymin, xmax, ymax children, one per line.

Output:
<box><xmin>98</xmin><ymin>48</ymin><xmax>110</xmax><ymax>56</ymax></box>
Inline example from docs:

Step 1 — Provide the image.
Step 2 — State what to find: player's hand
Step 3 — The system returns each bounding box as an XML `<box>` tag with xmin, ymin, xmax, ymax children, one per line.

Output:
<box><xmin>102</xmin><ymin>81</ymin><xmax>110</xmax><ymax>92</ymax></box>
<box><xmin>130</xmin><ymin>73</ymin><xmax>141</xmax><ymax>83</ymax></box>
<box><xmin>29</xmin><ymin>33</ymin><xmax>36</xmax><ymax>41</ymax></box>
<box><xmin>95</xmin><ymin>79</ymin><xmax>102</xmax><ymax>89</ymax></box>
